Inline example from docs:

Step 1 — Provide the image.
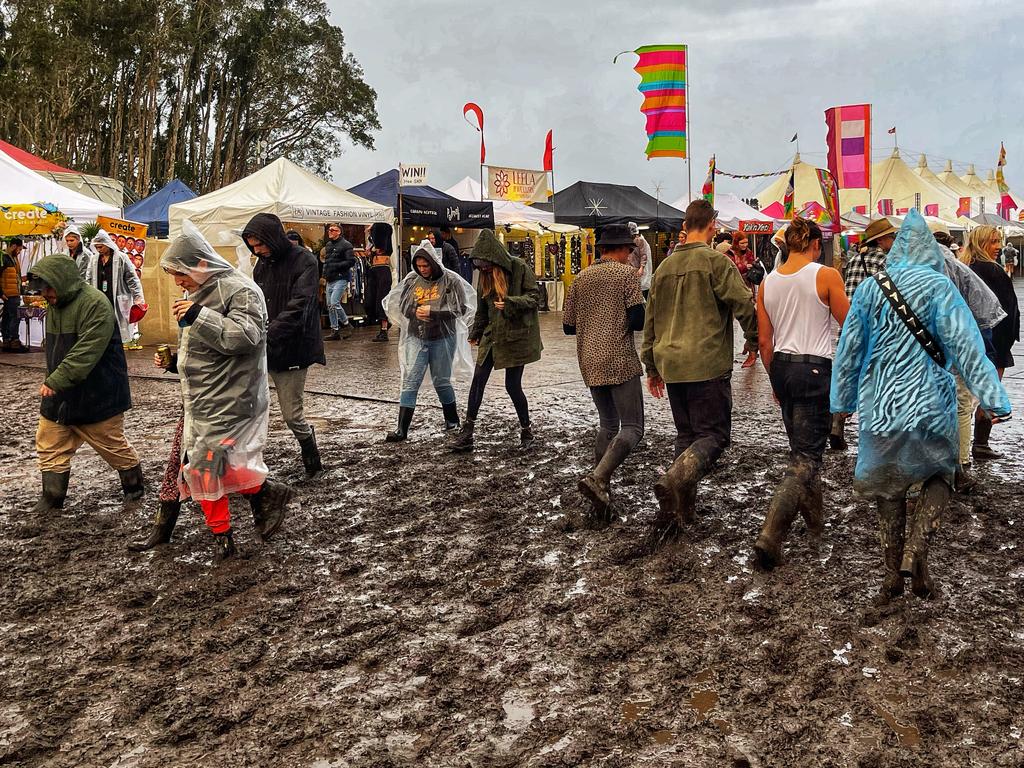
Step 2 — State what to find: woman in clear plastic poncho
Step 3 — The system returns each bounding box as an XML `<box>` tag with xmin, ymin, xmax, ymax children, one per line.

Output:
<box><xmin>158</xmin><ymin>221</ymin><xmax>293</xmax><ymax>562</ymax></box>
<box><xmin>381</xmin><ymin>240</ymin><xmax>477</xmax><ymax>442</ymax></box>
<box><xmin>831</xmin><ymin>210</ymin><xmax>1010</xmax><ymax>602</ymax></box>
<box><xmin>82</xmin><ymin>228</ymin><xmax>145</xmax><ymax>346</ymax></box>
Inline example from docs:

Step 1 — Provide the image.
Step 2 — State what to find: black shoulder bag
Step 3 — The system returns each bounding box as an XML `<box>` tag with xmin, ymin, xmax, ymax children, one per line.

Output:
<box><xmin>873</xmin><ymin>269</ymin><xmax>946</xmax><ymax>367</ymax></box>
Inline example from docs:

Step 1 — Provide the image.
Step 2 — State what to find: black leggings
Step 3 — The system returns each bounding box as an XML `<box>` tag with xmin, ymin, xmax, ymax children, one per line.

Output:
<box><xmin>466</xmin><ymin>351</ymin><xmax>529</xmax><ymax>425</ymax></box>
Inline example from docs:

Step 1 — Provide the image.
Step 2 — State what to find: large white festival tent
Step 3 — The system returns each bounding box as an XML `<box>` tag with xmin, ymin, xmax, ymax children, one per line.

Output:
<box><xmin>755</xmin><ymin>150</ymin><xmax>1019</xmax><ymax>228</ymax></box>
<box><xmin>0</xmin><ymin>144</ymin><xmax>119</xmax><ymax>221</ymax></box>
<box><xmin>671</xmin><ymin>191</ymin><xmax>776</xmax><ymax>230</ymax></box>
<box><xmin>168</xmin><ymin>157</ymin><xmax>393</xmax><ymax>246</ymax></box>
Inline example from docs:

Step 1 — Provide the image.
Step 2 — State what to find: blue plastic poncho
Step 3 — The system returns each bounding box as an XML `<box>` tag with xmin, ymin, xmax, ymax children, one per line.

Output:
<box><xmin>831</xmin><ymin>210</ymin><xmax>1011</xmax><ymax>499</ymax></box>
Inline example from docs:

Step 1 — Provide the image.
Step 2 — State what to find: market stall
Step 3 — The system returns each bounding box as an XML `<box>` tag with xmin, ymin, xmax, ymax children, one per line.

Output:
<box><xmin>124</xmin><ymin>179</ymin><xmax>197</xmax><ymax>238</ymax></box>
<box><xmin>0</xmin><ymin>139</ymin><xmax>128</xmax><ymax>209</ymax></box>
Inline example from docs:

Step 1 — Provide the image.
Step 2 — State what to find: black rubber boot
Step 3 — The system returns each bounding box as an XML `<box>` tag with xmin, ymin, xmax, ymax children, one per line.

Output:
<box><xmin>31</xmin><ymin>471</ymin><xmax>70</xmax><ymax>513</ymax></box>
<box><xmin>339</xmin><ymin>323</ymin><xmax>353</xmax><ymax>339</ymax></box>
<box><xmin>753</xmin><ymin>476</ymin><xmax>802</xmax><ymax>571</ymax></box>
<box><xmin>372</xmin><ymin>328</ymin><xmax>389</xmax><ymax>342</ymax></box>
<box><xmin>213</xmin><ymin>529</ymin><xmax>236</xmax><ymax>563</ymax></box>
<box><xmin>298</xmin><ymin>426</ymin><xmax>323</xmax><ymax>477</ymax></box>
<box><xmin>972</xmin><ymin>418</ymin><xmax>1002</xmax><ymax>461</ymax></box>
<box><xmin>128</xmin><ymin>500</ymin><xmax>181</xmax><ymax>552</ymax></box>
<box><xmin>118</xmin><ymin>464</ymin><xmax>146</xmax><ymax>501</ymax></box>
<box><xmin>385</xmin><ymin>407</ymin><xmax>415</xmax><ymax>442</ymax></box>
<box><xmin>828</xmin><ymin>413</ymin><xmax>848</xmax><ymax>451</ymax></box>
<box><xmin>442</xmin><ymin>402</ymin><xmax>460</xmax><ymax>431</ymax></box>
<box><xmin>653</xmin><ymin>445</ymin><xmax>709</xmax><ymax>527</ymax></box>
<box><xmin>451</xmin><ymin>418</ymin><xmax>475</xmax><ymax>453</ymax></box>
<box><xmin>325</xmin><ymin>328</ymin><xmax>341</xmax><ymax>341</ymax></box>
<box><xmin>520</xmin><ymin>421</ymin><xmax>535</xmax><ymax>450</ymax></box>
<box><xmin>249</xmin><ymin>480</ymin><xmax>294</xmax><ymax>541</ymax></box>
<box><xmin>954</xmin><ymin>464</ymin><xmax>977</xmax><ymax>494</ymax></box>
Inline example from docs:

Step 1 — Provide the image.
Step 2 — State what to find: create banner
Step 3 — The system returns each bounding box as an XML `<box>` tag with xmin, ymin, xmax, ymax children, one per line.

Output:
<box><xmin>399</xmin><ymin>164</ymin><xmax>428</xmax><ymax>187</ymax></box>
<box><xmin>97</xmin><ymin>215</ymin><xmax>147</xmax><ymax>240</ymax></box>
<box><xmin>486</xmin><ymin>166</ymin><xmax>549</xmax><ymax>203</ymax></box>
<box><xmin>0</xmin><ymin>203</ymin><xmax>66</xmax><ymax>236</ymax></box>
<box><xmin>621</xmin><ymin>44</ymin><xmax>687</xmax><ymax>159</ymax></box>
<box><xmin>825</xmin><ymin>104</ymin><xmax>871</xmax><ymax>189</ymax></box>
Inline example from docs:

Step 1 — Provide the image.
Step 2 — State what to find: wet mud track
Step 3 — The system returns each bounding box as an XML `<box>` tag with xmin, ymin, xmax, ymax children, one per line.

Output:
<box><xmin>1</xmin><ymin>359</ymin><xmax>1022</xmax><ymax>767</ymax></box>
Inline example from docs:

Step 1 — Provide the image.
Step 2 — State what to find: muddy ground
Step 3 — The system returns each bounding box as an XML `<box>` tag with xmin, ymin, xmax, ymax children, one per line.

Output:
<box><xmin>1</xmin><ymin>316</ymin><xmax>1023</xmax><ymax>767</ymax></box>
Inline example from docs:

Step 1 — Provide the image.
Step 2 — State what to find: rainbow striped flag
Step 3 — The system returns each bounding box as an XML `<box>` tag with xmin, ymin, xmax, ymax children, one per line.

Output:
<box><xmin>630</xmin><ymin>44</ymin><xmax>687</xmax><ymax>159</ymax></box>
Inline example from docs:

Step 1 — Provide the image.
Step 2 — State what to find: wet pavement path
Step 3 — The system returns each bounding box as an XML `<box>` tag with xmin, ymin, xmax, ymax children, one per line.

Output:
<box><xmin>1</xmin><ymin>291</ymin><xmax>1022</xmax><ymax>767</ymax></box>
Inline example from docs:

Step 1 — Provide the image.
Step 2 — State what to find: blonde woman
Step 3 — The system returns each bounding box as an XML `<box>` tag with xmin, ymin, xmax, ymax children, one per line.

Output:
<box><xmin>961</xmin><ymin>226</ymin><xmax>1020</xmax><ymax>460</ymax></box>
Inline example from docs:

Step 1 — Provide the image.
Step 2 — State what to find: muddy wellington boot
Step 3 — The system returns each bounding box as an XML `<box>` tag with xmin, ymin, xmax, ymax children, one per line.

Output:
<box><xmin>372</xmin><ymin>327</ymin><xmax>389</xmax><ymax>342</ymax></box>
<box><xmin>325</xmin><ymin>328</ymin><xmax>341</xmax><ymax>341</ymax></box>
<box><xmin>385</xmin><ymin>407</ymin><xmax>414</xmax><ymax>442</ymax></box>
<box><xmin>441</xmin><ymin>402</ymin><xmax>460</xmax><ymax>431</ymax></box>
<box><xmin>298</xmin><ymin>426</ymin><xmax>323</xmax><ymax>476</ymax></box>
<box><xmin>249</xmin><ymin>479</ymin><xmax>295</xmax><ymax>541</ymax></box>
<box><xmin>31</xmin><ymin>471</ymin><xmax>70</xmax><ymax>513</ymax></box>
<box><xmin>653</xmin><ymin>446</ymin><xmax>709</xmax><ymax>527</ymax></box>
<box><xmin>451</xmin><ymin>418</ymin><xmax>475</xmax><ymax>453</ymax></box>
<box><xmin>753</xmin><ymin>478</ymin><xmax>802</xmax><ymax>571</ymax></box>
<box><xmin>118</xmin><ymin>464</ymin><xmax>146</xmax><ymax>501</ymax></box>
<box><xmin>875</xmin><ymin>498</ymin><xmax>907</xmax><ymax>604</ymax></box>
<box><xmin>828</xmin><ymin>413</ymin><xmax>848</xmax><ymax>451</ymax></box>
<box><xmin>972</xmin><ymin>418</ymin><xmax>1002</xmax><ymax>461</ymax></box>
<box><xmin>519</xmin><ymin>421</ymin><xmax>535</xmax><ymax>450</ymax></box>
<box><xmin>213</xmin><ymin>529</ymin><xmax>237</xmax><ymax>563</ymax></box>
<box><xmin>954</xmin><ymin>464</ymin><xmax>977</xmax><ymax>494</ymax></box>
<box><xmin>900</xmin><ymin>478</ymin><xmax>950</xmax><ymax>599</ymax></box>
<box><xmin>578</xmin><ymin>474</ymin><xmax>612</xmax><ymax>521</ymax></box>
<box><xmin>128</xmin><ymin>500</ymin><xmax>181</xmax><ymax>552</ymax></box>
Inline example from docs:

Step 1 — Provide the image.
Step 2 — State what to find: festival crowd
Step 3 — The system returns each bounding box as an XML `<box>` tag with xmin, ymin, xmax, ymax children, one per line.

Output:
<box><xmin>18</xmin><ymin>199</ymin><xmax>1020</xmax><ymax>602</ymax></box>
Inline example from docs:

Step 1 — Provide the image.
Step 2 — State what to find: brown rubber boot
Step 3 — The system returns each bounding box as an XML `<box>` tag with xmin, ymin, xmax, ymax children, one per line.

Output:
<box><xmin>901</xmin><ymin>477</ymin><xmax>949</xmax><ymax>599</ymax></box>
<box><xmin>128</xmin><ymin>500</ymin><xmax>181</xmax><ymax>552</ymax></box>
<box><xmin>875</xmin><ymin>497</ymin><xmax>907</xmax><ymax>604</ymax></box>
<box><xmin>653</xmin><ymin>446</ymin><xmax>708</xmax><ymax>527</ymax></box>
<box><xmin>578</xmin><ymin>473</ymin><xmax>611</xmax><ymax>521</ymax></box>
<box><xmin>972</xmin><ymin>418</ymin><xmax>1002</xmax><ymax>461</ymax></box>
<box><xmin>797</xmin><ymin>461</ymin><xmax>824</xmax><ymax>537</ymax></box>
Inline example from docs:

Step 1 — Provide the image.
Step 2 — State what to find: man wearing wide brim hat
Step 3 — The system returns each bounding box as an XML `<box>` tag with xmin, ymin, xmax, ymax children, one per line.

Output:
<box><xmin>831</xmin><ymin>216</ymin><xmax>899</xmax><ymax>451</ymax></box>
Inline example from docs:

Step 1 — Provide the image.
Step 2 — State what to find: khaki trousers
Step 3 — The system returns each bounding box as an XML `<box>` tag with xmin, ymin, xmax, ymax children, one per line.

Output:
<box><xmin>955</xmin><ymin>375</ymin><xmax>976</xmax><ymax>466</ymax></box>
<box><xmin>36</xmin><ymin>413</ymin><xmax>139</xmax><ymax>473</ymax></box>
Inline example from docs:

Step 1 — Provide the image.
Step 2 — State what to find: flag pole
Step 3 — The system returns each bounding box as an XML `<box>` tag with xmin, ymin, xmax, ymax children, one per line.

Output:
<box><xmin>686</xmin><ymin>51</ymin><xmax>692</xmax><ymax>200</ymax></box>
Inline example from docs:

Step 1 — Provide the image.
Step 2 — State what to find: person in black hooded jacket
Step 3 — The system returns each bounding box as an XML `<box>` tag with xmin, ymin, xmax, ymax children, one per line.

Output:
<box><xmin>243</xmin><ymin>213</ymin><xmax>326</xmax><ymax>477</ymax></box>
<box><xmin>321</xmin><ymin>223</ymin><xmax>356</xmax><ymax>340</ymax></box>
<box><xmin>428</xmin><ymin>229</ymin><xmax>459</xmax><ymax>272</ymax></box>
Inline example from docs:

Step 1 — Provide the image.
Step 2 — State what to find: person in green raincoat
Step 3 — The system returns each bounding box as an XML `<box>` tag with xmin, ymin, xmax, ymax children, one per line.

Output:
<box><xmin>451</xmin><ymin>229</ymin><xmax>542</xmax><ymax>452</ymax></box>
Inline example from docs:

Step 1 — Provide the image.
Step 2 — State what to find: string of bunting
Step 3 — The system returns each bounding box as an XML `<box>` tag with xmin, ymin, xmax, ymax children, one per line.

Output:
<box><xmin>714</xmin><ymin>167</ymin><xmax>790</xmax><ymax>180</ymax></box>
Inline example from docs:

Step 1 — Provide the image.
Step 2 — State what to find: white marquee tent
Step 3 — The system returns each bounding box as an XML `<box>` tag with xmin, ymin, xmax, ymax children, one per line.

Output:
<box><xmin>0</xmin><ymin>146</ymin><xmax>119</xmax><ymax>222</ymax></box>
<box><xmin>168</xmin><ymin>157</ymin><xmax>393</xmax><ymax>245</ymax></box>
<box><xmin>672</xmin><ymin>191</ymin><xmax>776</xmax><ymax>230</ymax></box>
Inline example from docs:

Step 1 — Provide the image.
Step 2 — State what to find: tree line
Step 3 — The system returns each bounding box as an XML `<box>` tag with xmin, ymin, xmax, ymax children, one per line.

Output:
<box><xmin>0</xmin><ymin>0</ymin><xmax>380</xmax><ymax>199</ymax></box>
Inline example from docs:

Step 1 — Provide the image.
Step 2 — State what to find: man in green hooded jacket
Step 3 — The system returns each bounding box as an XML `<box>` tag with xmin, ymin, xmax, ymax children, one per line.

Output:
<box><xmin>27</xmin><ymin>254</ymin><xmax>144</xmax><ymax>513</ymax></box>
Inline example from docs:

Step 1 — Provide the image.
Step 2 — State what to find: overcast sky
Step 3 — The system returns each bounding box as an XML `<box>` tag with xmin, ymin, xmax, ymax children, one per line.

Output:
<box><xmin>328</xmin><ymin>0</ymin><xmax>1023</xmax><ymax>206</ymax></box>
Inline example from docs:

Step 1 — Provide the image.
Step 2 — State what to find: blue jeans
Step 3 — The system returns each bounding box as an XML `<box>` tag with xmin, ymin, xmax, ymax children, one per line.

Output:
<box><xmin>326</xmin><ymin>279</ymin><xmax>349</xmax><ymax>329</ymax></box>
<box><xmin>399</xmin><ymin>335</ymin><xmax>456</xmax><ymax>408</ymax></box>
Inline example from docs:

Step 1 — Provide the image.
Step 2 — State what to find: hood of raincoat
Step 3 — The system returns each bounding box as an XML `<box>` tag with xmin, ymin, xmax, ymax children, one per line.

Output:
<box><xmin>471</xmin><ymin>229</ymin><xmax>512</xmax><ymax>272</ymax></box>
<box><xmin>28</xmin><ymin>253</ymin><xmax>84</xmax><ymax>306</ymax></box>
<box><xmin>91</xmin><ymin>228</ymin><xmax>119</xmax><ymax>257</ymax></box>
<box><xmin>63</xmin><ymin>223</ymin><xmax>86</xmax><ymax>258</ymax></box>
<box><xmin>241</xmin><ymin>213</ymin><xmax>294</xmax><ymax>261</ymax></box>
<box><xmin>162</xmin><ymin>221</ymin><xmax>239</xmax><ymax>285</ymax></box>
<box><xmin>885</xmin><ymin>209</ymin><xmax>945</xmax><ymax>274</ymax></box>
<box><xmin>412</xmin><ymin>240</ymin><xmax>443</xmax><ymax>280</ymax></box>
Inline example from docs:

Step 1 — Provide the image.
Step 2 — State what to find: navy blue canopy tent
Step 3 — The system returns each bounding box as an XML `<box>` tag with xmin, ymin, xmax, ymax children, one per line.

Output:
<box><xmin>124</xmin><ymin>179</ymin><xmax>197</xmax><ymax>237</ymax></box>
<box><xmin>348</xmin><ymin>169</ymin><xmax>493</xmax><ymax>228</ymax></box>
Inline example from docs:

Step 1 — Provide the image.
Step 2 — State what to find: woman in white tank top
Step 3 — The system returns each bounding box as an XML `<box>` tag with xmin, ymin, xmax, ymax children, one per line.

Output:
<box><xmin>752</xmin><ymin>218</ymin><xmax>850</xmax><ymax>573</ymax></box>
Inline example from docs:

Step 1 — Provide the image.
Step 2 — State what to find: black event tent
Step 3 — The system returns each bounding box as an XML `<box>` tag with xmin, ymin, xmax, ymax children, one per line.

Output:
<box><xmin>540</xmin><ymin>181</ymin><xmax>685</xmax><ymax>232</ymax></box>
<box><xmin>348</xmin><ymin>169</ymin><xmax>494</xmax><ymax>229</ymax></box>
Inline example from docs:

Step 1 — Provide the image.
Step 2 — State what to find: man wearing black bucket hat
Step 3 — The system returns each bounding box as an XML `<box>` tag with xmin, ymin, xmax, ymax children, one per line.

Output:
<box><xmin>563</xmin><ymin>224</ymin><xmax>646</xmax><ymax>521</ymax></box>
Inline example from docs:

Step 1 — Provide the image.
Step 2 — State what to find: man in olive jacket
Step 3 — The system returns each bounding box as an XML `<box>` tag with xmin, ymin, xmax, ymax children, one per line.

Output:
<box><xmin>243</xmin><ymin>213</ymin><xmax>326</xmax><ymax>477</ymax></box>
<box><xmin>642</xmin><ymin>199</ymin><xmax>757</xmax><ymax>529</ymax></box>
<box><xmin>27</xmin><ymin>254</ymin><xmax>144</xmax><ymax>513</ymax></box>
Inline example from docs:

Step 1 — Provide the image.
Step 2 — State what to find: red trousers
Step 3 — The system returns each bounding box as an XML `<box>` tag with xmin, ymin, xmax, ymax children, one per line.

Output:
<box><xmin>189</xmin><ymin>462</ymin><xmax>264</xmax><ymax>534</ymax></box>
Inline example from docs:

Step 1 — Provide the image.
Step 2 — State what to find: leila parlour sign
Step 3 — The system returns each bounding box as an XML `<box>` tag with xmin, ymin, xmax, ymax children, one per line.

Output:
<box><xmin>485</xmin><ymin>165</ymin><xmax>549</xmax><ymax>204</ymax></box>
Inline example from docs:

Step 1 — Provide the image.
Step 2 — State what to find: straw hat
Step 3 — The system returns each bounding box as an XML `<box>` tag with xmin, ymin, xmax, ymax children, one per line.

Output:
<box><xmin>863</xmin><ymin>217</ymin><xmax>897</xmax><ymax>244</ymax></box>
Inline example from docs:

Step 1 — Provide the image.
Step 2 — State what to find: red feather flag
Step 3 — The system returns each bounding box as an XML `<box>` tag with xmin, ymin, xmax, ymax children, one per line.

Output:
<box><xmin>463</xmin><ymin>103</ymin><xmax>485</xmax><ymax>164</ymax></box>
<box><xmin>543</xmin><ymin>130</ymin><xmax>554</xmax><ymax>172</ymax></box>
